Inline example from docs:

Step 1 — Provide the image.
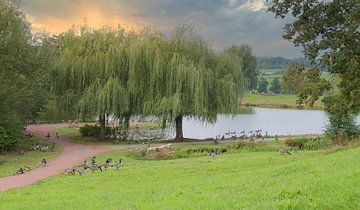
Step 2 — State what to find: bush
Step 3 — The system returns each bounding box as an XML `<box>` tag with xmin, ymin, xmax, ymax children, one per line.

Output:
<box><xmin>285</xmin><ymin>137</ymin><xmax>331</xmax><ymax>150</ymax></box>
<box><xmin>79</xmin><ymin>124</ymin><xmax>101</xmax><ymax>137</ymax></box>
<box><xmin>0</xmin><ymin>115</ymin><xmax>24</xmax><ymax>153</ymax></box>
<box><xmin>326</xmin><ymin>115</ymin><xmax>360</xmax><ymax>140</ymax></box>
<box><xmin>303</xmin><ymin>138</ymin><xmax>331</xmax><ymax>150</ymax></box>
<box><xmin>324</xmin><ymin>95</ymin><xmax>360</xmax><ymax>139</ymax></box>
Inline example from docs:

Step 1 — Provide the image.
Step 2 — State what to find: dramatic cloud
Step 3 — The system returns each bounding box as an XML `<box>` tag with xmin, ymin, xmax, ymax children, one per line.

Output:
<box><xmin>20</xmin><ymin>0</ymin><xmax>302</xmax><ymax>57</ymax></box>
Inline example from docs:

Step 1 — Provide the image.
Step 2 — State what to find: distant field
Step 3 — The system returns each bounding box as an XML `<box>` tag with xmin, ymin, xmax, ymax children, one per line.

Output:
<box><xmin>258</xmin><ymin>68</ymin><xmax>285</xmax><ymax>74</ymax></box>
<box><xmin>1</xmin><ymin>142</ymin><xmax>360</xmax><ymax>209</ymax></box>
<box><xmin>242</xmin><ymin>93</ymin><xmax>324</xmax><ymax>109</ymax></box>
<box><xmin>259</xmin><ymin>75</ymin><xmax>282</xmax><ymax>82</ymax></box>
<box><xmin>258</xmin><ymin>68</ymin><xmax>284</xmax><ymax>82</ymax></box>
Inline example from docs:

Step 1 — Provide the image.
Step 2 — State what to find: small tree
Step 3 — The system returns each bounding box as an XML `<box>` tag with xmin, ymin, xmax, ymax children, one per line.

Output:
<box><xmin>281</xmin><ymin>64</ymin><xmax>302</xmax><ymax>94</ymax></box>
<box><xmin>324</xmin><ymin>95</ymin><xmax>360</xmax><ymax>138</ymax></box>
<box><xmin>226</xmin><ymin>45</ymin><xmax>258</xmax><ymax>90</ymax></box>
<box><xmin>257</xmin><ymin>78</ymin><xmax>268</xmax><ymax>93</ymax></box>
<box><xmin>269</xmin><ymin>78</ymin><xmax>281</xmax><ymax>94</ymax></box>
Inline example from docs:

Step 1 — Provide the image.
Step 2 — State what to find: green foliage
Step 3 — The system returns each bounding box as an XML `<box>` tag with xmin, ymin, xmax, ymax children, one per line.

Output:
<box><xmin>79</xmin><ymin>124</ymin><xmax>101</xmax><ymax>137</ymax></box>
<box><xmin>53</xmin><ymin>26</ymin><xmax>130</xmax><ymax>119</ymax></box>
<box><xmin>226</xmin><ymin>44</ymin><xmax>258</xmax><ymax>90</ymax></box>
<box><xmin>269</xmin><ymin>78</ymin><xmax>281</xmax><ymax>93</ymax></box>
<box><xmin>139</xmin><ymin>26</ymin><xmax>244</xmax><ymax>125</ymax></box>
<box><xmin>257</xmin><ymin>78</ymin><xmax>269</xmax><ymax>93</ymax></box>
<box><xmin>268</xmin><ymin>0</ymin><xmax>360</xmax><ymax>137</ymax></box>
<box><xmin>0</xmin><ymin>0</ymin><xmax>51</xmax><ymax>151</ymax></box>
<box><xmin>324</xmin><ymin>95</ymin><xmax>360</xmax><ymax>138</ymax></box>
<box><xmin>285</xmin><ymin>137</ymin><xmax>331</xmax><ymax>150</ymax></box>
<box><xmin>37</xmin><ymin>100</ymin><xmax>77</xmax><ymax>122</ymax></box>
<box><xmin>53</xmin><ymin>24</ymin><xmax>245</xmax><ymax>140</ymax></box>
<box><xmin>0</xmin><ymin>115</ymin><xmax>23</xmax><ymax>152</ymax></box>
<box><xmin>281</xmin><ymin>65</ymin><xmax>331</xmax><ymax>107</ymax></box>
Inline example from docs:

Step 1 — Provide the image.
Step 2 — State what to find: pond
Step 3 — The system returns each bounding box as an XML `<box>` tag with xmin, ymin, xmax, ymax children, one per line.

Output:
<box><xmin>169</xmin><ymin>107</ymin><xmax>330</xmax><ymax>139</ymax></box>
<box><xmin>117</xmin><ymin>107</ymin><xmax>359</xmax><ymax>140</ymax></box>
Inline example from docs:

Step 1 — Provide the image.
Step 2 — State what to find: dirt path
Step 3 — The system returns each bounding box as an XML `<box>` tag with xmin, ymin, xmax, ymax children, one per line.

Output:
<box><xmin>0</xmin><ymin>124</ymin><xmax>135</xmax><ymax>192</ymax></box>
<box><xmin>0</xmin><ymin>123</ymin><xmax>285</xmax><ymax>192</ymax></box>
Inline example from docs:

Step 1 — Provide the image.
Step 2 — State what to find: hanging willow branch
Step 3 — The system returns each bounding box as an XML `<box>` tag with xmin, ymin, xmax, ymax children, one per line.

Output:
<box><xmin>52</xmin><ymin>24</ymin><xmax>245</xmax><ymax>135</ymax></box>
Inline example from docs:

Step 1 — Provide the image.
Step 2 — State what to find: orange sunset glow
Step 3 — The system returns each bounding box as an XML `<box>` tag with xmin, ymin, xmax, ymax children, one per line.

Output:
<box><xmin>20</xmin><ymin>0</ymin><xmax>302</xmax><ymax>57</ymax></box>
<box><xmin>26</xmin><ymin>7</ymin><xmax>140</xmax><ymax>33</ymax></box>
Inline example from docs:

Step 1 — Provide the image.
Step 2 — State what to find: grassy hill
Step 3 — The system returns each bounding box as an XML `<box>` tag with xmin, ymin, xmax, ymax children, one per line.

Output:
<box><xmin>1</xmin><ymin>142</ymin><xmax>359</xmax><ymax>209</ymax></box>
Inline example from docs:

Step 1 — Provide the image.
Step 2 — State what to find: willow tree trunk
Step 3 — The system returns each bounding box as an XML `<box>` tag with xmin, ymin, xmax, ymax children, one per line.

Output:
<box><xmin>99</xmin><ymin>114</ymin><xmax>106</xmax><ymax>140</ymax></box>
<box><xmin>124</xmin><ymin>114</ymin><xmax>131</xmax><ymax>130</ymax></box>
<box><xmin>175</xmin><ymin>115</ymin><xmax>183</xmax><ymax>142</ymax></box>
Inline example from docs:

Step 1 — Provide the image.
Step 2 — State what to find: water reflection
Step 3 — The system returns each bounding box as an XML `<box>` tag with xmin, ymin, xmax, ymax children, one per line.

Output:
<box><xmin>176</xmin><ymin>107</ymin><xmax>330</xmax><ymax>139</ymax></box>
<box><xmin>115</xmin><ymin>108</ymin><xmax>359</xmax><ymax>140</ymax></box>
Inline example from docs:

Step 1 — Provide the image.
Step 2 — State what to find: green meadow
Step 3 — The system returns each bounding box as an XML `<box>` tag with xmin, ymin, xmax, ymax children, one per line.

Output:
<box><xmin>1</xmin><ymin>142</ymin><xmax>359</xmax><ymax>209</ymax></box>
<box><xmin>0</xmin><ymin>137</ymin><xmax>61</xmax><ymax>178</ymax></box>
<box><xmin>243</xmin><ymin>93</ymin><xmax>324</xmax><ymax>109</ymax></box>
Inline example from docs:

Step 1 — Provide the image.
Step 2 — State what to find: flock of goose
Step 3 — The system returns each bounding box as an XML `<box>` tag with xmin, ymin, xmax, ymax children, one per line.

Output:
<box><xmin>215</xmin><ymin>129</ymin><xmax>272</xmax><ymax>140</ymax></box>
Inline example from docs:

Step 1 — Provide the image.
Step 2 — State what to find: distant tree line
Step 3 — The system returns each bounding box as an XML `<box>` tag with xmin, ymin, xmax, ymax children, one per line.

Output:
<box><xmin>257</xmin><ymin>78</ymin><xmax>281</xmax><ymax>94</ymax></box>
<box><xmin>257</xmin><ymin>56</ymin><xmax>316</xmax><ymax>69</ymax></box>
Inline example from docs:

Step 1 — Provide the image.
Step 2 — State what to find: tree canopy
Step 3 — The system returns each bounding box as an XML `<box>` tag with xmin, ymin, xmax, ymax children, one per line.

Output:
<box><xmin>52</xmin><ymin>25</ymin><xmax>245</xmax><ymax>141</ymax></box>
<box><xmin>257</xmin><ymin>78</ymin><xmax>269</xmax><ymax>93</ymax></box>
<box><xmin>0</xmin><ymin>0</ymin><xmax>49</xmax><ymax>151</ymax></box>
<box><xmin>226</xmin><ymin>45</ymin><xmax>257</xmax><ymax>90</ymax></box>
<box><xmin>268</xmin><ymin>0</ymin><xmax>360</xmax><ymax>137</ymax></box>
<box><xmin>269</xmin><ymin>78</ymin><xmax>281</xmax><ymax>94</ymax></box>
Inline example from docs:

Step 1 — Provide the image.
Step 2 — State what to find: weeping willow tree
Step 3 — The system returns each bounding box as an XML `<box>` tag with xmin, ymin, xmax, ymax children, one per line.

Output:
<box><xmin>53</xmin><ymin>24</ymin><xmax>244</xmax><ymax>141</ymax></box>
<box><xmin>131</xmin><ymin>26</ymin><xmax>245</xmax><ymax>141</ymax></box>
<box><xmin>52</xmin><ymin>24</ymin><xmax>135</xmax><ymax>139</ymax></box>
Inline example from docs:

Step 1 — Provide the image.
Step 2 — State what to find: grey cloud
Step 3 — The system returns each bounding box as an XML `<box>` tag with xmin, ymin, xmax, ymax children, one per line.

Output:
<box><xmin>21</xmin><ymin>0</ymin><xmax>302</xmax><ymax>57</ymax></box>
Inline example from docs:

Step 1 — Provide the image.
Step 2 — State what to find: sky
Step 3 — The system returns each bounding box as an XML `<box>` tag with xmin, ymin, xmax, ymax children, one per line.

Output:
<box><xmin>20</xmin><ymin>0</ymin><xmax>303</xmax><ymax>58</ymax></box>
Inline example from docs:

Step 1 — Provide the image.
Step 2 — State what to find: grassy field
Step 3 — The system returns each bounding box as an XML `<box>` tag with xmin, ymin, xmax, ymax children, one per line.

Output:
<box><xmin>258</xmin><ymin>68</ymin><xmax>285</xmax><ymax>74</ymax></box>
<box><xmin>242</xmin><ymin>93</ymin><xmax>324</xmax><ymax>109</ymax></box>
<box><xmin>0</xmin><ymin>141</ymin><xmax>359</xmax><ymax>209</ymax></box>
<box><xmin>258</xmin><ymin>68</ymin><xmax>284</xmax><ymax>83</ymax></box>
<box><xmin>0</xmin><ymin>137</ymin><xmax>61</xmax><ymax>178</ymax></box>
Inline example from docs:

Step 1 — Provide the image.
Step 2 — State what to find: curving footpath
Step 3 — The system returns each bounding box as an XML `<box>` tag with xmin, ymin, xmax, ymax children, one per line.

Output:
<box><xmin>0</xmin><ymin>124</ymin><xmax>137</xmax><ymax>192</ymax></box>
<box><xmin>0</xmin><ymin>123</ymin><xmax>284</xmax><ymax>192</ymax></box>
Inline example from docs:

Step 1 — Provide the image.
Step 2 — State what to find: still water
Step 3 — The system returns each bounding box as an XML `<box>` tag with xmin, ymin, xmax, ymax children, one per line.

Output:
<box><xmin>127</xmin><ymin>107</ymin><xmax>359</xmax><ymax>140</ymax></box>
<box><xmin>176</xmin><ymin>107</ymin><xmax>330</xmax><ymax>139</ymax></box>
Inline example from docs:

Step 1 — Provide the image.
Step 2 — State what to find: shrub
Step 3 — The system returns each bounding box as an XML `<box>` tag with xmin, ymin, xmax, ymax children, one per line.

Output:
<box><xmin>303</xmin><ymin>138</ymin><xmax>331</xmax><ymax>150</ymax></box>
<box><xmin>326</xmin><ymin>116</ymin><xmax>360</xmax><ymax>140</ymax></box>
<box><xmin>0</xmin><ymin>115</ymin><xmax>24</xmax><ymax>153</ymax></box>
<box><xmin>285</xmin><ymin>137</ymin><xmax>331</xmax><ymax>150</ymax></box>
<box><xmin>79</xmin><ymin>124</ymin><xmax>101</xmax><ymax>137</ymax></box>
